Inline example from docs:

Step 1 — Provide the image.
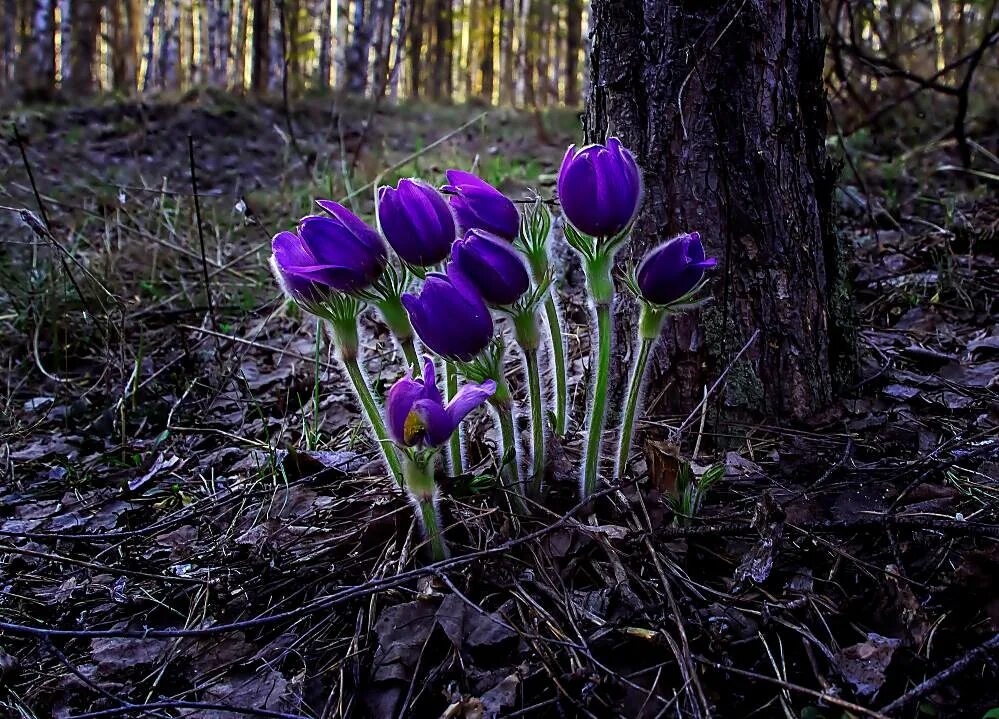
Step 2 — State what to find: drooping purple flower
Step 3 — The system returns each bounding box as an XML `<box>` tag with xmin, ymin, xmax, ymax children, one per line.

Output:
<box><xmin>636</xmin><ymin>232</ymin><xmax>717</xmax><ymax>305</ymax></box>
<box><xmin>386</xmin><ymin>356</ymin><xmax>496</xmax><ymax>447</ymax></box>
<box><xmin>557</xmin><ymin>137</ymin><xmax>642</xmax><ymax>238</ymax></box>
<box><xmin>270</xmin><ymin>203</ymin><xmax>387</xmax><ymax>297</ymax></box>
<box><xmin>376</xmin><ymin>179</ymin><xmax>456</xmax><ymax>266</ymax></box>
<box><xmin>401</xmin><ymin>271</ymin><xmax>493</xmax><ymax>361</ymax></box>
<box><xmin>449</xmin><ymin>228</ymin><xmax>530</xmax><ymax>307</ymax></box>
<box><xmin>442</xmin><ymin>170</ymin><xmax>520</xmax><ymax>241</ymax></box>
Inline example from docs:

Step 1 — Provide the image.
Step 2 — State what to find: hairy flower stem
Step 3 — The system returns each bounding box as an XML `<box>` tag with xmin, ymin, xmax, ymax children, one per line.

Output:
<box><xmin>542</xmin><ymin>296</ymin><xmax>568</xmax><ymax>436</ymax></box>
<box><xmin>444</xmin><ymin>361</ymin><xmax>463</xmax><ymax>475</ymax></box>
<box><xmin>581</xmin><ymin>303</ymin><xmax>613</xmax><ymax>499</ymax></box>
<box><xmin>523</xmin><ymin>348</ymin><xmax>545</xmax><ymax>496</ymax></box>
<box><xmin>399</xmin><ymin>337</ymin><xmax>421</xmax><ymax>375</ymax></box>
<box><xmin>615</xmin><ymin>337</ymin><xmax>654</xmax><ymax>480</ymax></box>
<box><xmin>491</xmin><ymin>381</ymin><xmax>527</xmax><ymax>513</ymax></box>
<box><xmin>403</xmin><ymin>452</ymin><xmax>447</xmax><ymax>561</ymax></box>
<box><xmin>341</xmin><ymin>356</ymin><xmax>404</xmax><ymax>487</ymax></box>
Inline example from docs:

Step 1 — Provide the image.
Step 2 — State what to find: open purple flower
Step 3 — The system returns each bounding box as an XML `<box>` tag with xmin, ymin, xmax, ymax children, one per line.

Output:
<box><xmin>636</xmin><ymin>232</ymin><xmax>717</xmax><ymax>305</ymax></box>
<box><xmin>442</xmin><ymin>170</ymin><xmax>520</xmax><ymax>241</ymax></box>
<box><xmin>449</xmin><ymin>228</ymin><xmax>530</xmax><ymax>307</ymax></box>
<box><xmin>376</xmin><ymin>179</ymin><xmax>456</xmax><ymax>266</ymax></box>
<box><xmin>270</xmin><ymin>205</ymin><xmax>387</xmax><ymax>297</ymax></box>
<box><xmin>558</xmin><ymin>137</ymin><xmax>642</xmax><ymax>238</ymax></box>
<box><xmin>387</xmin><ymin>357</ymin><xmax>496</xmax><ymax>447</ymax></box>
<box><xmin>402</xmin><ymin>271</ymin><xmax>493</xmax><ymax>361</ymax></box>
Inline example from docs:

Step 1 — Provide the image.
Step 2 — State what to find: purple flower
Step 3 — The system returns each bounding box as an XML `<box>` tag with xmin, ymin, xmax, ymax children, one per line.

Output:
<box><xmin>386</xmin><ymin>357</ymin><xmax>496</xmax><ymax>447</ymax></box>
<box><xmin>376</xmin><ymin>179</ymin><xmax>456</xmax><ymax>266</ymax></box>
<box><xmin>558</xmin><ymin>137</ymin><xmax>642</xmax><ymax>238</ymax></box>
<box><xmin>270</xmin><ymin>201</ymin><xmax>386</xmax><ymax>297</ymax></box>
<box><xmin>636</xmin><ymin>232</ymin><xmax>717</xmax><ymax>305</ymax></box>
<box><xmin>449</xmin><ymin>228</ymin><xmax>530</xmax><ymax>307</ymax></box>
<box><xmin>442</xmin><ymin>170</ymin><xmax>520</xmax><ymax>240</ymax></box>
<box><xmin>402</xmin><ymin>271</ymin><xmax>493</xmax><ymax>361</ymax></box>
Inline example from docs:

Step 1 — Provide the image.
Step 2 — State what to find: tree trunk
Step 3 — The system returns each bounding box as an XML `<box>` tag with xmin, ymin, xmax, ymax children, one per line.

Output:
<box><xmin>317</xmin><ymin>0</ymin><xmax>332</xmax><ymax>87</ymax></box>
<box><xmin>14</xmin><ymin>0</ymin><xmax>56</xmax><ymax>98</ymax></box>
<box><xmin>68</xmin><ymin>0</ymin><xmax>102</xmax><ymax>94</ymax></box>
<box><xmin>405</xmin><ymin>0</ymin><xmax>422</xmax><ymax>98</ymax></box>
<box><xmin>251</xmin><ymin>0</ymin><xmax>271</xmax><ymax>93</ymax></box>
<box><xmin>584</xmin><ymin>0</ymin><xmax>847</xmax><ymax>425</ymax></box>
<box><xmin>564</xmin><ymin>0</ymin><xmax>581</xmax><ymax>105</ymax></box>
<box><xmin>480</xmin><ymin>0</ymin><xmax>496</xmax><ymax>102</ymax></box>
<box><xmin>345</xmin><ymin>0</ymin><xmax>369</xmax><ymax>93</ymax></box>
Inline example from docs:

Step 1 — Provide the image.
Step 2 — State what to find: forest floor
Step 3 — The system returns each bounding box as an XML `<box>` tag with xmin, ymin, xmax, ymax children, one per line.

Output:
<box><xmin>1</xmin><ymin>91</ymin><xmax>997</xmax><ymax>719</ymax></box>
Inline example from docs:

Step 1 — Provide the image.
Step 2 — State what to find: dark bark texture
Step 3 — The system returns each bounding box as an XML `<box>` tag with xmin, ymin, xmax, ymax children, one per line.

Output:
<box><xmin>585</xmin><ymin>0</ymin><xmax>846</xmax><ymax>424</ymax></box>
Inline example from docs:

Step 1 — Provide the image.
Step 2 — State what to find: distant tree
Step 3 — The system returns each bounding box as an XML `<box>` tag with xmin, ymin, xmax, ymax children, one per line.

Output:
<box><xmin>564</xmin><ymin>0</ymin><xmax>582</xmax><ymax>105</ymax></box>
<box><xmin>250</xmin><ymin>0</ymin><xmax>271</xmax><ymax>93</ymax></box>
<box><xmin>68</xmin><ymin>0</ymin><xmax>102</xmax><ymax>94</ymax></box>
<box><xmin>585</xmin><ymin>0</ymin><xmax>848</xmax><ymax>423</ymax></box>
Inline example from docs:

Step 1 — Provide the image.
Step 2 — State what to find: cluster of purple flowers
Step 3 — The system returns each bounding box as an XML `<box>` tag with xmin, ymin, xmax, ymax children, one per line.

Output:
<box><xmin>270</xmin><ymin>136</ymin><xmax>717</xmax><ymax>558</ymax></box>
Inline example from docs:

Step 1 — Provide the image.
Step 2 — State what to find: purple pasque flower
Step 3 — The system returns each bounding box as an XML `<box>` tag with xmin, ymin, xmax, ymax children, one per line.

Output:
<box><xmin>449</xmin><ymin>228</ymin><xmax>530</xmax><ymax>307</ymax></box>
<box><xmin>270</xmin><ymin>201</ymin><xmax>387</xmax><ymax>296</ymax></box>
<box><xmin>557</xmin><ymin>137</ymin><xmax>642</xmax><ymax>238</ymax></box>
<box><xmin>401</xmin><ymin>271</ymin><xmax>493</xmax><ymax>361</ymax></box>
<box><xmin>442</xmin><ymin>170</ymin><xmax>520</xmax><ymax>241</ymax></box>
<box><xmin>387</xmin><ymin>356</ymin><xmax>496</xmax><ymax>447</ymax></box>
<box><xmin>636</xmin><ymin>231</ymin><xmax>717</xmax><ymax>305</ymax></box>
<box><xmin>376</xmin><ymin>179</ymin><xmax>456</xmax><ymax>266</ymax></box>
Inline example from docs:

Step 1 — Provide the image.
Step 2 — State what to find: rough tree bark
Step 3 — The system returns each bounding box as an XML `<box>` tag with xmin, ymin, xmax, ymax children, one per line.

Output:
<box><xmin>584</xmin><ymin>0</ymin><xmax>849</xmax><ymax>424</ymax></box>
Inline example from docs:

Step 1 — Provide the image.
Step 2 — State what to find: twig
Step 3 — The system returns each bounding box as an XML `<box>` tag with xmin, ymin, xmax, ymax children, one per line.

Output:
<box><xmin>65</xmin><ymin>701</ymin><xmax>311</xmax><ymax>719</ymax></box>
<box><xmin>187</xmin><ymin>135</ymin><xmax>218</xmax><ymax>334</ymax></box>
<box><xmin>879</xmin><ymin>633</ymin><xmax>999</xmax><ymax>715</ymax></box>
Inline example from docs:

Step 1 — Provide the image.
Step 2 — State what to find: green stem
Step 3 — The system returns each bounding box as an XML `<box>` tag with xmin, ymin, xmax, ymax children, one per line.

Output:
<box><xmin>615</xmin><ymin>337</ymin><xmax>654</xmax><ymax>480</ymax></box>
<box><xmin>523</xmin><ymin>348</ymin><xmax>546</xmax><ymax>496</ymax></box>
<box><xmin>493</xmin><ymin>396</ymin><xmax>527</xmax><ymax>513</ymax></box>
<box><xmin>400</xmin><ymin>336</ymin><xmax>421</xmax><ymax>375</ymax></box>
<box><xmin>419</xmin><ymin>497</ymin><xmax>447</xmax><ymax>561</ymax></box>
<box><xmin>403</xmin><ymin>451</ymin><xmax>447</xmax><ymax>560</ymax></box>
<box><xmin>444</xmin><ymin>360</ymin><xmax>462</xmax><ymax>475</ymax></box>
<box><xmin>582</xmin><ymin>303</ymin><xmax>613</xmax><ymax>499</ymax></box>
<box><xmin>542</xmin><ymin>295</ymin><xmax>568</xmax><ymax>435</ymax></box>
<box><xmin>342</xmin><ymin>357</ymin><xmax>404</xmax><ymax>486</ymax></box>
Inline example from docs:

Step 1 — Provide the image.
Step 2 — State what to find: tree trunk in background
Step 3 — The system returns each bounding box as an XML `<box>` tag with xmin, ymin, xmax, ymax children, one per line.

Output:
<box><xmin>14</xmin><ymin>0</ymin><xmax>56</xmax><ymax>97</ymax></box>
<box><xmin>68</xmin><ymin>0</ymin><xmax>102</xmax><ymax>94</ymax></box>
<box><xmin>429</xmin><ymin>0</ymin><xmax>451</xmax><ymax>100</ymax></box>
<box><xmin>499</xmin><ymin>0</ymin><xmax>513</xmax><ymax>103</ymax></box>
<box><xmin>564</xmin><ymin>0</ymin><xmax>581</xmax><ymax>105</ymax></box>
<box><xmin>480</xmin><ymin>0</ymin><xmax>496</xmax><ymax>102</ymax></box>
<box><xmin>140</xmin><ymin>0</ymin><xmax>160</xmax><ymax>89</ymax></box>
<box><xmin>406</xmin><ymin>0</ymin><xmax>422</xmax><ymax>98</ymax></box>
<box><xmin>250</xmin><ymin>0</ymin><xmax>271</xmax><ymax>92</ymax></box>
<box><xmin>464</xmin><ymin>0</ymin><xmax>479</xmax><ymax>99</ymax></box>
<box><xmin>317</xmin><ymin>0</ymin><xmax>331</xmax><ymax>87</ymax></box>
<box><xmin>232</xmin><ymin>0</ymin><xmax>249</xmax><ymax>88</ymax></box>
<box><xmin>345</xmin><ymin>0</ymin><xmax>369</xmax><ymax>93</ymax></box>
<box><xmin>584</xmin><ymin>0</ymin><xmax>847</xmax><ymax>424</ymax></box>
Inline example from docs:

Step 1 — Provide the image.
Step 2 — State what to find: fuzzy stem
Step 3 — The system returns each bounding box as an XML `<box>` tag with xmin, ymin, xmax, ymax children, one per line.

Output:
<box><xmin>492</xmin><ymin>394</ymin><xmax>527</xmax><ymax>513</ymax></box>
<box><xmin>399</xmin><ymin>336</ymin><xmax>421</xmax><ymax>376</ymax></box>
<box><xmin>542</xmin><ymin>295</ymin><xmax>568</xmax><ymax>436</ymax></box>
<box><xmin>403</xmin><ymin>452</ymin><xmax>448</xmax><ymax>560</ymax></box>
<box><xmin>341</xmin><ymin>356</ymin><xmax>404</xmax><ymax>486</ymax></box>
<box><xmin>444</xmin><ymin>360</ymin><xmax>463</xmax><ymax>475</ymax></box>
<box><xmin>615</xmin><ymin>336</ymin><xmax>654</xmax><ymax>480</ymax></box>
<box><xmin>582</xmin><ymin>303</ymin><xmax>613</xmax><ymax>498</ymax></box>
<box><xmin>523</xmin><ymin>347</ymin><xmax>546</xmax><ymax>496</ymax></box>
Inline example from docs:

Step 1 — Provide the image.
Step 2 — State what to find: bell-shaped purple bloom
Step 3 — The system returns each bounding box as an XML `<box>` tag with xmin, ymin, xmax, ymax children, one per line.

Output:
<box><xmin>636</xmin><ymin>232</ymin><xmax>717</xmax><ymax>306</ymax></box>
<box><xmin>442</xmin><ymin>170</ymin><xmax>520</xmax><ymax>241</ymax></box>
<box><xmin>402</xmin><ymin>271</ymin><xmax>493</xmax><ymax>361</ymax></box>
<box><xmin>386</xmin><ymin>356</ymin><xmax>496</xmax><ymax>447</ymax></box>
<box><xmin>270</xmin><ymin>201</ymin><xmax>386</xmax><ymax>296</ymax></box>
<box><xmin>449</xmin><ymin>228</ymin><xmax>530</xmax><ymax>307</ymax></box>
<box><xmin>558</xmin><ymin>137</ymin><xmax>642</xmax><ymax>238</ymax></box>
<box><xmin>376</xmin><ymin>179</ymin><xmax>456</xmax><ymax>266</ymax></box>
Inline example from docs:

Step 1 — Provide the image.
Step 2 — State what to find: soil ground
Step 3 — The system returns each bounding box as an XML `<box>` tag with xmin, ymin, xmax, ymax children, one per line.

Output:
<box><xmin>1</xmin><ymin>92</ymin><xmax>997</xmax><ymax>718</ymax></box>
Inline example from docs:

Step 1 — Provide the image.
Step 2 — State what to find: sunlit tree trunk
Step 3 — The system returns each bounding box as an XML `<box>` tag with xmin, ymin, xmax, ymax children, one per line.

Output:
<box><xmin>250</xmin><ymin>0</ymin><xmax>271</xmax><ymax>93</ymax></box>
<box><xmin>140</xmin><ymin>0</ymin><xmax>160</xmax><ymax>89</ymax></box>
<box><xmin>585</xmin><ymin>0</ymin><xmax>847</xmax><ymax>423</ymax></box>
<box><xmin>232</xmin><ymin>0</ymin><xmax>249</xmax><ymax>89</ymax></box>
<box><xmin>387</xmin><ymin>0</ymin><xmax>406</xmax><ymax>99</ymax></box>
